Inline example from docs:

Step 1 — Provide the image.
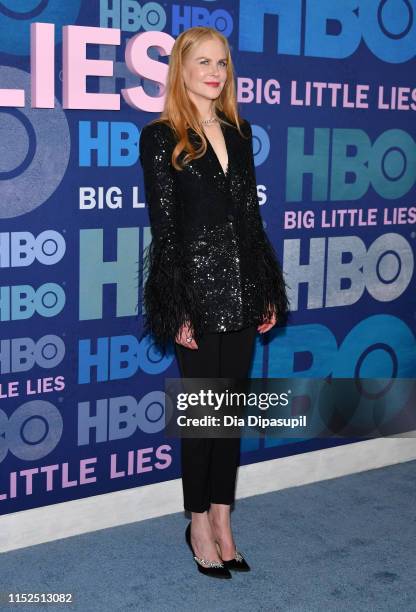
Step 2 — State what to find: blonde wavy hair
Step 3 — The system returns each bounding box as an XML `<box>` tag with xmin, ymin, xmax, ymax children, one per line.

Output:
<box><xmin>148</xmin><ymin>26</ymin><xmax>247</xmax><ymax>171</ymax></box>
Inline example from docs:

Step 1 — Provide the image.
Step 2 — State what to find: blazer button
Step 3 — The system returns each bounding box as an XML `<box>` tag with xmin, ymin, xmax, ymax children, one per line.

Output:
<box><xmin>227</xmin><ymin>213</ymin><xmax>234</xmax><ymax>222</ymax></box>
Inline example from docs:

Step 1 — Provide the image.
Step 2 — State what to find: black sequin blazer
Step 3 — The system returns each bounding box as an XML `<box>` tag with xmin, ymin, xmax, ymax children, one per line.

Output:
<box><xmin>139</xmin><ymin>111</ymin><xmax>290</xmax><ymax>353</ymax></box>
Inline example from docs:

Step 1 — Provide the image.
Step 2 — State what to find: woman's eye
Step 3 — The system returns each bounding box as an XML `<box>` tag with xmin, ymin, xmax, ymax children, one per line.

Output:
<box><xmin>200</xmin><ymin>60</ymin><xmax>227</xmax><ymax>66</ymax></box>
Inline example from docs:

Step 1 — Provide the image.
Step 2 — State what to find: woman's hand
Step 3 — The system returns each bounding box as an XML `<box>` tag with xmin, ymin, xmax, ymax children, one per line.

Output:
<box><xmin>175</xmin><ymin>321</ymin><xmax>198</xmax><ymax>350</ymax></box>
<box><xmin>257</xmin><ymin>306</ymin><xmax>277</xmax><ymax>334</ymax></box>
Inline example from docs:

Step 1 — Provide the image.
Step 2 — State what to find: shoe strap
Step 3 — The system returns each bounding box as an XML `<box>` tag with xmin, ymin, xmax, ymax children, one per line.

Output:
<box><xmin>194</xmin><ymin>555</ymin><xmax>225</xmax><ymax>569</ymax></box>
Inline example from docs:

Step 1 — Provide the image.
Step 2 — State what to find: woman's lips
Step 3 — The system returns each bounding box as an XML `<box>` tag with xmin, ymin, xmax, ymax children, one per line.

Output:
<box><xmin>205</xmin><ymin>82</ymin><xmax>220</xmax><ymax>87</ymax></box>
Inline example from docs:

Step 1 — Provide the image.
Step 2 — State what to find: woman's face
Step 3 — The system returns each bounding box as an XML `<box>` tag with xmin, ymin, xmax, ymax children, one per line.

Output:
<box><xmin>182</xmin><ymin>37</ymin><xmax>228</xmax><ymax>104</ymax></box>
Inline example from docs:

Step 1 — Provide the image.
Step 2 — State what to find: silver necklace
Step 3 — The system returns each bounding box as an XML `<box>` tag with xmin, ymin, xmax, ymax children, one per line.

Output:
<box><xmin>201</xmin><ymin>116</ymin><xmax>218</xmax><ymax>125</ymax></box>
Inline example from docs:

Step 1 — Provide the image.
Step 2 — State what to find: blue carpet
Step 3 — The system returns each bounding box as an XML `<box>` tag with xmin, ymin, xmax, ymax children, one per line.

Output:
<box><xmin>1</xmin><ymin>459</ymin><xmax>415</xmax><ymax>612</ymax></box>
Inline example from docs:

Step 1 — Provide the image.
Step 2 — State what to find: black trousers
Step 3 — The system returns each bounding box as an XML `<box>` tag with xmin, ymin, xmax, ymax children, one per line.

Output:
<box><xmin>175</xmin><ymin>325</ymin><xmax>257</xmax><ymax>513</ymax></box>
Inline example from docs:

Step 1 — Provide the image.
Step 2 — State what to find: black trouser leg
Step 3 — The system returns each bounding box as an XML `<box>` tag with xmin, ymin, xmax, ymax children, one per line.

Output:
<box><xmin>209</xmin><ymin>326</ymin><xmax>257</xmax><ymax>505</ymax></box>
<box><xmin>175</xmin><ymin>326</ymin><xmax>257</xmax><ymax>513</ymax></box>
<box><xmin>175</xmin><ymin>332</ymin><xmax>220</xmax><ymax>513</ymax></box>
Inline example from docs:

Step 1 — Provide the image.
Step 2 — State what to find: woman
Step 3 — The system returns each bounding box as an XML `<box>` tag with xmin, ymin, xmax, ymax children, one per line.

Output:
<box><xmin>139</xmin><ymin>26</ymin><xmax>290</xmax><ymax>579</ymax></box>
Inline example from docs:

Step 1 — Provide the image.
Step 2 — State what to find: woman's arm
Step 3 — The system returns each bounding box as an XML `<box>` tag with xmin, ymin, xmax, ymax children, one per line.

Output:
<box><xmin>139</xmin><ymin>122</ymin><xmax>203</xmax><ymax>353</ymax></box>
<box><xmin>244</xmin><ymin>120</ymin><xmax>291</xmax><ymax>326</ymax></box>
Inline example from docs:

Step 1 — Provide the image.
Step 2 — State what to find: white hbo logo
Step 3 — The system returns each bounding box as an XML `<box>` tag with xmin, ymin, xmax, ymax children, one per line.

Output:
<box><xmin>0</xmin><ymin>230</ymin><xmax>66</xmax><ymax>267</ymax></box>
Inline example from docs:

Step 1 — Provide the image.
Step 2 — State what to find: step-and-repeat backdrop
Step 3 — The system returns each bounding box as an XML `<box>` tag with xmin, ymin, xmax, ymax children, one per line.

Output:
<box><xmin>0</xmin><ymin>0</ymin><xmax>414</xmax><ymax>515</ymax></box>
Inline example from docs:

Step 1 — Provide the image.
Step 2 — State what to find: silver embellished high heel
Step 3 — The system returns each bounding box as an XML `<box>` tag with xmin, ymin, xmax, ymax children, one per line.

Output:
<box><xmin>185</xmin><ymin>522</ymin><xmax>232</xmax><ymax>579</ymax></box>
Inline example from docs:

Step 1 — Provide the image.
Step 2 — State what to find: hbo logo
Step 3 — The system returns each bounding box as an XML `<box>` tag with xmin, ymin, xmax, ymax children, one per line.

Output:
<box><xmin>0</xmin><ymin>335</ymin><xmax>65</xmax><ymax>374</ymax></box>
<box><xmin>0</xmin><ymin>231</ymin><xmax>66</xmax><ymax>268</ymax></box>
<box><xmin>0</xmin><ymin>284</ymin><xmax>66</xmax><ymax>321</ymax></box>
<box><xmin>0</xmin><ymin>401</ymin><xmax>63</xmax><ymax>463</ymax></box>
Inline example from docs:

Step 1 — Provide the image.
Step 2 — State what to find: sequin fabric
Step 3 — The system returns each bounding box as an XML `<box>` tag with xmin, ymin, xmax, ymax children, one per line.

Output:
<box><xmin>139</xmin><ymin>112</ymin><xmax>290</xmax><ymax>353</ymax></box>
<box><xmin>183</xmin><ymin>222</ymin><xmax>244</xmax><ymax>332</ymax></box>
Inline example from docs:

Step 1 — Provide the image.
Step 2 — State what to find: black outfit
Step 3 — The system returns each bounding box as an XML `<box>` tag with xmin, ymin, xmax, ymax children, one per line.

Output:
<box><xmin>138</xmin><ymin>110</ymin><xmax>290</xmax><ymax>513</ymax></box>
<box><xmin>175</xmin><ymin>326</ymin><xmax>257</xmax><ymax>512</ymax></box>
<box><xmin>138</xmin><ymin>110</ymin><xmax>290</xmax><ymax>354</ymax></box>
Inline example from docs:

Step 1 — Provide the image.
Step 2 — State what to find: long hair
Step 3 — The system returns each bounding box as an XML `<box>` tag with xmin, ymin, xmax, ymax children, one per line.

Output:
<box><xmin>148</xmin><ymin>26</ymin><xmax>247</xmax><ymax>171</ymax></box>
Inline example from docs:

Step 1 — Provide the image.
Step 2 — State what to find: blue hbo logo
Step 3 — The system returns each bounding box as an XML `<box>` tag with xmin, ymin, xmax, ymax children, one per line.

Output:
<box><xmin>239</xmin><ymin>0</ymin><xmax>415</xmax><ymax>62</ymax></box>
<box><xmin>171</xmin><ymin>2</ymin><xmax>232</xmax><ymax>36</ymax></box>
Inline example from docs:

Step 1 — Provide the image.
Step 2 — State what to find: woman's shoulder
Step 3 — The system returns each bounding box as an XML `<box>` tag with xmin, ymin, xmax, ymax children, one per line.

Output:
<box><xmin>141</xmin><ymin>119</ymin><xmax>175</xmax><ymax>135</ymax></box>
<box><xmin>219</xmin><ymin>110</ymin><xmax>250</xmax><ymax>131</ymax></box>
<box><xmin>140</xmin><ymin>120</ymin><xmax>175</xmax><ymax>153</ymax></box>
<box><xmin>140</xmin><ymin>120</ymin><xmax>176</xmax><ymax>148</ymax></box>
<box><xmin>221</xmin><ymin>112</ymin><xmax>252</xmax><ymax>140</ymax></box>
<box><xmin>237</xmin><ymin>117</ymin><xmax>252</xmax><ymax>138</ymax></box>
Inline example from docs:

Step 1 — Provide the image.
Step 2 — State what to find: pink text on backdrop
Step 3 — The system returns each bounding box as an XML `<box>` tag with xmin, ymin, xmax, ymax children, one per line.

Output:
<box><xmin>0</xmin><ymin>24</ymin><xmax>172</xmax><ymax>112</ymax></box>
